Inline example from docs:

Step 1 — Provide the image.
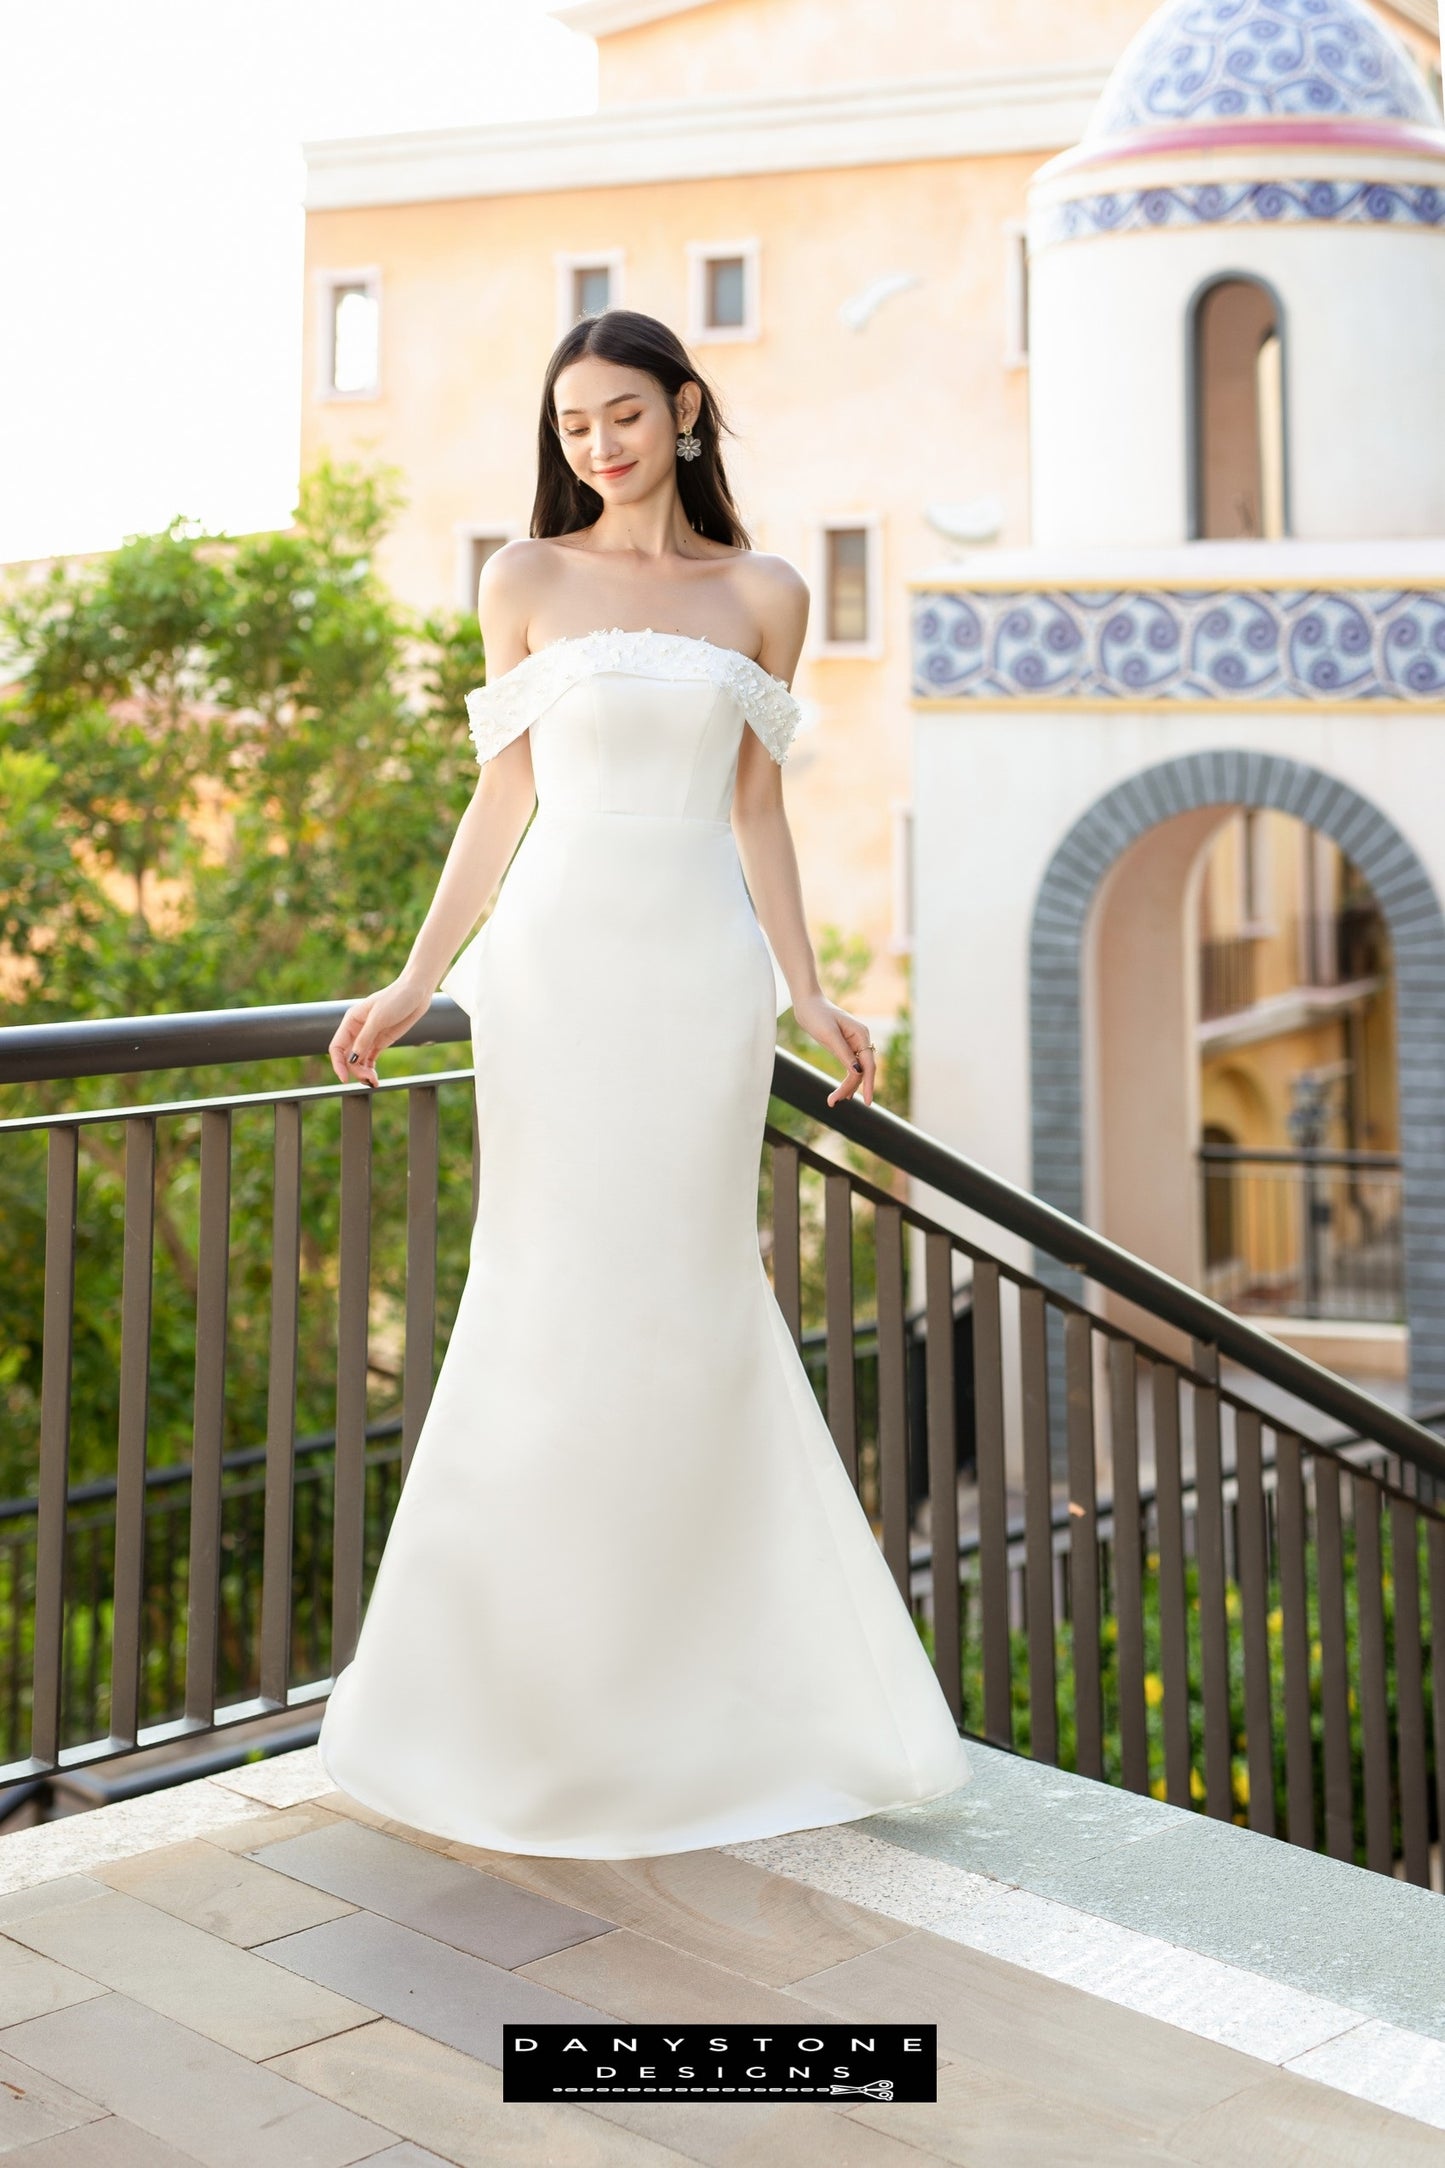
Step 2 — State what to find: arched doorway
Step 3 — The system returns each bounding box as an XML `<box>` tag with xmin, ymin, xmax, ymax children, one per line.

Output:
<box><xmin>1030</xmin><ymin>750</ymin><xmax>1445</xmax><ymax>1409</ymax></box>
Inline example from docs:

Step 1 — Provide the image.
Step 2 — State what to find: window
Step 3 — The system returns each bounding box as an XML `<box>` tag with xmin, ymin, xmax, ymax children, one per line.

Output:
<box><xmin>455</xmin><ymin>526</ymin><xmax>517</xmax><ymax>614</ymax></box>
<box><xmin>686</xmin><ymin>239</ymin><xmax>760</xmax><ymax>342</ymax></box>
<box><xmin>317</xmin><ymin>270</ymin><xmax>380</xmax><ymax>399</ymax></box>
<box><xmin>555</xmin><ymin>251</ymin><xmax>625</xmax><ymax>336</ymax></box>
<box><xmin>1189</xmin><ymin>274</ymin><xmax>1288</xmax><ymax>539</ymax></box>
<box><xmin>813</xmin><ymin>516</ymin><xmax>881</xmax><ymax>655</ymax></box>
<box><xmin>1003</xmin><ymin>220</ymin><xmax>1029</xmax><ymax>369</ymax></box>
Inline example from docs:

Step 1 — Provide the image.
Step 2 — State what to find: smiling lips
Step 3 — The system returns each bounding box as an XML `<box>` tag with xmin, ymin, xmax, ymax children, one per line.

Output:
<box><xmin>594</xmin><ymin>463</ymin><xmax>635</xmax><ymax>479</ymax></box>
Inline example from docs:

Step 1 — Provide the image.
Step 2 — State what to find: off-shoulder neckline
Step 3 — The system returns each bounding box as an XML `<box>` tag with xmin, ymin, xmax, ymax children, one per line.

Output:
<box><xmin>505</xmin><ymin>626</ymin><xmax>794</xmax><ymax>694</ymax></box>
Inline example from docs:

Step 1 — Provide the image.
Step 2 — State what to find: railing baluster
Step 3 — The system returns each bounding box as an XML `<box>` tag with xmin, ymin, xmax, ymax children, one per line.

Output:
<box><xmin>1065</xmin><ymin>1311</ymin><xmax>1101</xmax><ymax>1780</ymax></box>
<box><xmin>110</xmin><ymin>1116</ymin><xmax>156</xmax><ymax>1749</ymax></box>
<box><xmin>771</xmin><ymin>1139</ymin><xmax>802</xmax><ymax>1347</ymax></box>
<box><xmin>1234</xmin><ymin>1408</ymin><xmax>1274</xmax><ymax>1838</ymax></box>
<box><xmin>1019</xmin><ymin>1286</ymin><xmax>1056</xmax><ymax>1765</ymax></box>
<box><xmin>874</xmin><ymin>1201</ymin><xmax>910</xmax><ymax>1603</ymax></box>
<box><xmin>824</xmin><ymin>1171</ymin><xmax>858</xmax><ymax>1487</ymax></box>
<box><xmin>1152</xmin><ymin>1360</ymin><xmax>1191</xmax><ymax>1807</ymax></box>
<box><xmin>1109</xmin><ymin>1338</ymin><xmax>1147</xmax><ymax>1796</ymax></box>
<box><xmin>31</xmin><ymin>1126</ymin><xmax>79</xmax><ymax>1769</ymax></box>
<box><xmin>1353</xmin><ymin>1474</ymin><xmax>1391</xmax><ymax>1877</ymax></box>
<box><xmin>1389</xmin><ymin>1495</ymin><xmax>1430</xmax><ymax>1888</ymax></box>
<box><xmin>332</xmin><ymin>1089</ymin><xmax>373</xmax><ymax>1670</ymax></box>
<box><xmin>1191</xmin><ymin>1340</ymin><xmax>1232</xmax><ymax>1820</ymax></box>
<box><xmin>1275</xmin><ymin>1431</ymin><xmax>1315</xmax><ymax>1848</ymax></box>
<box><xmin>403</xmin><ymin>1084</ymin><xmax>440</xmax><ymax>1481</ymax></box>
<box><xmin>260</xmin><ymin>1101</ymin><xmax>302</xmax><ymax>1711</ymax></box>
<box><xmin>1313</xmin><ymin>1454</ymin><xmax>1354</xmax><ymax>1863</ymax></box>
<box><xmin>924</xmin><ymin>1230</ymin><xmax>962</xmax><ymax>1725</ymax></box>
<box><xmin>185</xmin><ymin>1107</ymin><xmax>231</xmax><ymax>1727</ymax></box>
<box><xmin>972</xmin><ymin>1259</ymin><xmax>1011</xmax><ymax>1748</ymax></box>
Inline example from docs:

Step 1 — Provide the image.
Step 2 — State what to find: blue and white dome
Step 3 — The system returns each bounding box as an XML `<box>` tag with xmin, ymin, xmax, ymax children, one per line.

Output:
<box><xmin>1086</xmin><ymin>0</ymin><xmax>1442</xmax><ymax>140</ymax></box>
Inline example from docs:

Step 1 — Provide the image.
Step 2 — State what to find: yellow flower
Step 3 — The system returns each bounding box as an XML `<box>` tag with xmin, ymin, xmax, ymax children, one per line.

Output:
<box><xmin>1311</xmin><ymin>1640</ymin><xmax>1323</xmax><ymax>1666</ymax></box>
<box><xmin>1145</xmin><ymin>1552</ymin><xmax>1160</xmax><ymax>1574</ymax></box>
<box><xmin>1232</xmin><ymin>1764</ymin><xmax>1250</xmax><ymax>1806</ymax></box>
<box><xmin>1225</xmin><ymin>1587</ymin><xmax>1242</xmax><ymax>1620</ymax></box>
<box><xmin>1267</xmin><ymin>1607</ymin><xmax>1283</xmax><ymax>1635</ymax></box>
<box><xmin>1189</xmin><ymin>1767</ymin><xmax>1206</xmax><ymax>1802</ymax></box>
<box><xmin>1144</xmin><ymin>1672</ymin><xmax>1164</xmax><ymax>1708</ymax></box>
<box><xmin>1150</xmin><ymin>1777</ymin><xmax>1167</xmax><ymax>1800</ymax></box>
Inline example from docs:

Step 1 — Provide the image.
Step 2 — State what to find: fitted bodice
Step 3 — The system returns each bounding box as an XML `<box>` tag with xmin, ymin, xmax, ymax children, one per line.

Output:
<box><xmin>462</xmin><ymin>628</ymin><xmax>802</xmax><ymax>822</ymax></box>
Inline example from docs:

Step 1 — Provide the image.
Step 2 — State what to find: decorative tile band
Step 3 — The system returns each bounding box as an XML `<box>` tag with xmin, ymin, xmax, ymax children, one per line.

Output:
<box><xmin>913</xmin><ymin>587</ymin><xmax>1445</xmax><ymax>705</ymax></box>
<box><xmin>1033</xmin><ymin>177</ymin><xmax>1445</xmax><ymax>247</ymax></box>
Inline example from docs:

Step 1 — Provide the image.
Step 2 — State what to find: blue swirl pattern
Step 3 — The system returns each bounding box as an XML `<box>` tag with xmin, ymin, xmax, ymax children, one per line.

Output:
<box><xmin>1035</xmin><ymin>179</ymin><xmax>1445</xmax><ymax>248</ymax></box>
<box><xmin>1087</xmin><ymin>0</ymin><xmax>1441</xmax><ymax>135</ymax></box>
<box><xmin>913</xmin><ymin>587</ymin><xmax>1445</xmax><ymax>704</ymax></box>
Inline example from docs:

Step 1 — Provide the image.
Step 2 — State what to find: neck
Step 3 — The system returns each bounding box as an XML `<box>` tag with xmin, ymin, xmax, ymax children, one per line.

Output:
<box><xmin>585</xmin><ymin>487</ymin><xmax>702</xmax><ymax>562</ymax></box>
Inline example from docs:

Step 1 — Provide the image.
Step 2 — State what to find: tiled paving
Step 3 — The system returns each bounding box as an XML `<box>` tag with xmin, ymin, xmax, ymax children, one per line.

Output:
<box><xmin>0</xmin><ymin>1744</ymin><xmax>1442</xmax><ymax>2164</ymax></box>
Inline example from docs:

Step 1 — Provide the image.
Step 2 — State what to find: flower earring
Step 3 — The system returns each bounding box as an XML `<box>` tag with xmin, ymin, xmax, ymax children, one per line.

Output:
<box><xmin>676</xmin><ymin>420</ymin><xmax>702</xmax><ymax>462</ymax></box>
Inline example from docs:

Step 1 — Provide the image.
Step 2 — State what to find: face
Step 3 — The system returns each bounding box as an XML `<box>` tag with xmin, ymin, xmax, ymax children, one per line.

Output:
<box><xmin>552</xmin><ymin>356</ymin><xmax>700</xmax><ymax>501</ymax></box>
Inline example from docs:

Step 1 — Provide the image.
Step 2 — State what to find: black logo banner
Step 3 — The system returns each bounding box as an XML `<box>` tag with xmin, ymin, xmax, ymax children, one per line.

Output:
<box><xmin>503</xmin><ymin>2022</ymin><xmax>937</xmax><ymax>2103</ymax></box>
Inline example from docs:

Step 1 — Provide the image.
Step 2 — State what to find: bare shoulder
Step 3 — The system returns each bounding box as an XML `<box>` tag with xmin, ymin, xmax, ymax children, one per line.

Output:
<box><xmin>476</xmin><ymin>538</ymin><xmax>556</xmax><ymax>677</ymax></box>
<box><xmin>476</xmin><ymin>535</ymin><xmax>553</xmax><ymax>614</ymax></box>
<box><xmin>736</xmin><ymin>551</ymin><xmax>809</xmax><ymax>678</ymax></box>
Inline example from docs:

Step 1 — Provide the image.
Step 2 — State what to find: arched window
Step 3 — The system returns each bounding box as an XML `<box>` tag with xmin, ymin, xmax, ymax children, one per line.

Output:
<box><xmin>1188</xmin><ymin>275</ymin><xmax>1288</xmax><ymax>541</ymax></box>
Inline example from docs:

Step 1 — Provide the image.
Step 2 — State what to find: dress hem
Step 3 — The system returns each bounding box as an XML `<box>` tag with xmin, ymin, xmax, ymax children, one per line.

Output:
<box><xmin>314</xmin><ymin>1735</ymin><xmax>972</xmax><ymax>1863</ymax></box>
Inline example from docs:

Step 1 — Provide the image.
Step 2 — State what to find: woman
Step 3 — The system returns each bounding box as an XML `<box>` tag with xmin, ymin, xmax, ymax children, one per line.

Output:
<box><xmin>316</xmin><ymin>309</ymin><xmax>970</xmax><ymax>1858</ymax></box>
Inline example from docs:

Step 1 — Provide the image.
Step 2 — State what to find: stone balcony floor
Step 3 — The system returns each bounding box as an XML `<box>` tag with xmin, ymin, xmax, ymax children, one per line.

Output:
<box><xmin>0</xmin><ymin>1739</ymin><xmax>1443</xmax><ymax>2165</ymax></box>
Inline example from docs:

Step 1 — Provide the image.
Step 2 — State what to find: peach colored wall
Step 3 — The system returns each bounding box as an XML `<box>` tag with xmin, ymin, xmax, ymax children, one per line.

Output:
<box><xmin>301</xmin><ymin>148</ymin><xmax>1040</xmax><ymax>1022</ymax></box>
<box><xmin>1086</xmin><ymin>805</ymin><xmax>1227</xmax><ymax>1351</ymax></box>
<box><xmin>596</xmin><ymin>0</ymin><xmax>1169</xmax><ymax>105</ymax></box>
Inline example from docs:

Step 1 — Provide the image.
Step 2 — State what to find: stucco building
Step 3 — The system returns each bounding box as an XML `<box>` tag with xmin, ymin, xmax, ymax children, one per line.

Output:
<box><xmin>300</xmin><ymin>0</ymin><xmax>1445</xmax><ymax>1402</ymax></box>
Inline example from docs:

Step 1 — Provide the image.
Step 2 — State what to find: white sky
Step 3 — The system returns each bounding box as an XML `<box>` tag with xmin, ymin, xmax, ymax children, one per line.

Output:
<box><xmin>0</xmin><ymin>0</ymin><xmax>596</xmax><ymax>565</ymax></box>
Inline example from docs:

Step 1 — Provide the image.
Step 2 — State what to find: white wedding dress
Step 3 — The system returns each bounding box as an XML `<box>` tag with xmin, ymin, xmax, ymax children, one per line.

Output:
<box><xmin>316</xmin><ymin>627</ymin><xmax>970</xmax><ymax>1858</ymax></box>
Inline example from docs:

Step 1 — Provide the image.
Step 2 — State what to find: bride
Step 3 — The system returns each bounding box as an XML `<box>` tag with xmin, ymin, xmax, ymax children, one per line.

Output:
<box><xmin>317</xmin><ymin>307</ymin><xmax>970</xmax><ymax>1859</ymax></box>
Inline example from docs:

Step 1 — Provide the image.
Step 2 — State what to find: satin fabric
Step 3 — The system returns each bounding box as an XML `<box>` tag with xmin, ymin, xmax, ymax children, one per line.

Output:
<box><xmin>316</xmin><ymin>637</ymin><xmax>970</xmax><ymax>1857</ymax></box>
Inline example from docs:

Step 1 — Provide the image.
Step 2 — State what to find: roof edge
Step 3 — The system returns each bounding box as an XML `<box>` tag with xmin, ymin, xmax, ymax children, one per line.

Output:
<box><xmin>547</xmin><ymin>0</ymin><xmax>723</xmax><ymax>36</ymax></box>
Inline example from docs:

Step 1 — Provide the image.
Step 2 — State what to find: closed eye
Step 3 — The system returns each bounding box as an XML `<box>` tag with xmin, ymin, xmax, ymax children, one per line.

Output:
<box><xmin>565</xmin><ymin>413</ymin><xmax>641</xmax><ymax>436</ymax></box>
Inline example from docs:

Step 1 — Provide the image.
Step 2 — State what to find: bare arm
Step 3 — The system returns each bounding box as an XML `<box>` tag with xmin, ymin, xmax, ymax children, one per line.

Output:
<box><xmin>327</xmin><ymin>546</ymin><xmax>541</xmax><ymax>1086</ymax></box>
<box><xmin>731</xmin><ymin>562</ymin><xmax>878</xmax><ymax>1109</ymax></box>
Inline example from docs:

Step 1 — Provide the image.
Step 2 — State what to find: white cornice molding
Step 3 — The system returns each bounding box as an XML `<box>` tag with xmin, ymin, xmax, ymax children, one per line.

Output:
<box><xmin>303</xmin><ymin>63</ymin><xmax>1111</xmax><ymax>212</ymax></box>
<box><xmin>548</xmin><ymin>0</ymin><xmax>722</xmax><ymax>33</ymax></box>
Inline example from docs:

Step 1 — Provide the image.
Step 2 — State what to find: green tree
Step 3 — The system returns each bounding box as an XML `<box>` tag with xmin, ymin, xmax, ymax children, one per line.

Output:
<box><xmin>0</xmin><ymin>461</ymin><xmax>482</xmax><ymax>1506</ymax></box>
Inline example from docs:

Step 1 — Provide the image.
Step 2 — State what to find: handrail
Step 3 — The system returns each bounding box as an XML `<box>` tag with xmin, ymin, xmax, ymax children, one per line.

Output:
<box><xmin>0</xmin><ymin>998</ymin><xmax>469</xmax><ymax>1084</ymax></box>
<box><xmin>770</xmin><ymin>1048</ymin><xmax>1445</xmax><ymax>1484</ymax></box>
<box><xmin>4</xmin><ymin>997</ymin><xmax>1445</xmax><ymax>1481</ymax></box>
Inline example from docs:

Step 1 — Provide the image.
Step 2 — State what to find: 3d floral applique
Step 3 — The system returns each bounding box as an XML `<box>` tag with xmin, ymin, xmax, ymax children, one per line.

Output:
<box><xmin>463</xmin><ymin>628</ymin><xmax>802</xmax><ymax>767</ymax></box>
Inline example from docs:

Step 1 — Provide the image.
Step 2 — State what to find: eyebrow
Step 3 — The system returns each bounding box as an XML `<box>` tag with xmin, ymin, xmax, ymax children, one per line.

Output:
<box><xmin>557</xmin><ymin>393</ymin><xmax>643</xmax><ymax>418</ymax></box>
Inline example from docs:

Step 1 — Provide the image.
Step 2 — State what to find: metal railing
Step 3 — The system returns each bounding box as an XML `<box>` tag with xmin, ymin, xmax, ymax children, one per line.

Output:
<box><xmin>1200</xmin><ymin>1144</ymin><xmax>1404</xmax><ymax>1323</ymax></box>
<box><xmin>3</xmin><ymin>999</ymin><xmax>1444</xmax><ymax>1882</ymax></box>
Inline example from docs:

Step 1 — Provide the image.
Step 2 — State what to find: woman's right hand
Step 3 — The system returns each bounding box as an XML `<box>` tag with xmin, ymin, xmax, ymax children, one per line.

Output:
<box><xmin>328</xmin><ymin>974</ymin><xmax>435</xmax><ymax>1088</ymax></box>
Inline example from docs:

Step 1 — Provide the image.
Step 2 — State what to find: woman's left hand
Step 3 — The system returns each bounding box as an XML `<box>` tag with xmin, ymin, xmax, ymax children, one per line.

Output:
<box><xmin>791</xmin><ymin>992</ymin><xmax>877</xmax><ymax>1107</ymax></box>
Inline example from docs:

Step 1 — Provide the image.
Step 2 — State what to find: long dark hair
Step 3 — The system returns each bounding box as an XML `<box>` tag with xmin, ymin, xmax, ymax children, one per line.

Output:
<box><xmin>531</xmin><ymin>309</ymin><xmax>753</xmax><ymax>549</ymax></box>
